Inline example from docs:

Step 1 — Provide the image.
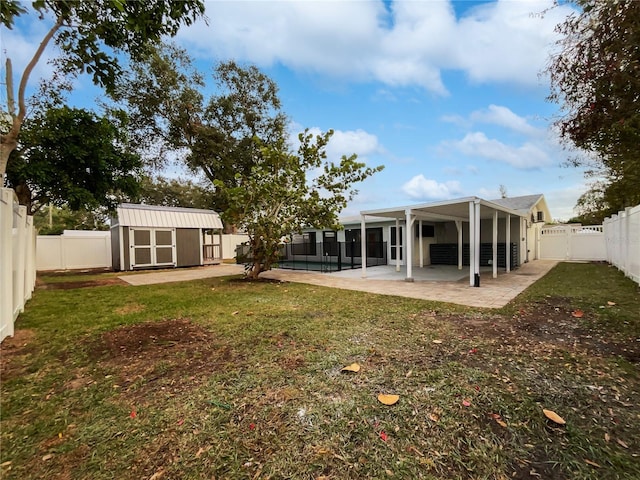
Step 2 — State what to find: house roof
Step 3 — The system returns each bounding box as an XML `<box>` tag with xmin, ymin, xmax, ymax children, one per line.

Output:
<box><xmin>489</xmin><ymin>194</ymin><xmax>543</xmax><ymax>213</ymax></box>
<box><xmin>114</xmin><ymin>203</ymin><xmax>223</xmax><ymax>229</ymax></box>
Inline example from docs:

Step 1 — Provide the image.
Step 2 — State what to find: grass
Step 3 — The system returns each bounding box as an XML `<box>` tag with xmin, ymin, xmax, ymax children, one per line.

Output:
<box><xmin>1</xmin><ymin>262</ymin><xmax>639</xmax><ymax>479</ymax></box>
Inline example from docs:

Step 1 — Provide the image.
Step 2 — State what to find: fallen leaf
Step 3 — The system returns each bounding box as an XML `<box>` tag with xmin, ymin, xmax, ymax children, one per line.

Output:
<box><xmin>42</xmin><ymin>454</ymin><xmax>54</xmax><ymax>462</ymax></box>
<box><xmin>149</xmin><ymin>469</ymin><xmax>165</xmax><ymax>480</ymax></box>
<box><xmin>584</xmin><ymin>459</ymin><xmax>601</xmax><ymax>468</ymax></box>
<box><xmin>571</xmin><ymin>310</ymin><xmax>584</xmax><ymax>318</ymax></box>
<box><xmin>379</xmin><ymin>431</ymin><xmax>388</xmax><ymax>441</ymax></box>
<box><xmin>432</xmin><ymin>340</ymin><xmax>443</xmax><ymax>344</ymax></box>
<box><xmin>177</xmin><ymin>419</ymin><xmax>184</xmax><ymax>426</ymax></box>
<box><xmin>130</xmin><ymin>409</ymin><xmax>137</xmax><ymax>419</ymax></box>
<box><xmin>249</xmin><ymin>423</ymin><xmax>256</xmax><ymax>430</ymax></box>
<box><xmin>617</xmin><ymin>439</ymin><xmax>629</xmax><ymax>449</ymax></box>
<box><xmin>604</xmin><ymin>433</ymin><xmax>611</xmax><ymax>442</ymax></box>
<box><xmin>378</xmin><ymin>394</ymin><xmax>400</xmax><ymax>406</ymax></box>
<box><xmin>468</xmin><ymin>348</ymin><xmax>478</xmax><ymax>354</ymax></box>
<box><xmin>231</xmin><ymin>311</ymin><xmax>239</xmax><ymax>315</ymax></box>
<box><xmin>496</xmin><ymin>419</ymin><xmax>508</xmax><ymax>428</ymax></box>
<box><xmin>462</xmin><ymin>399</ymin><xmax>471</xmax><ymax>407</ymax></box>
<box><xmin>1</xmin><ymin>461</ymin><xmax>11</xmax><ymax>468</ymax></box>
<box><xmin>428</xmin><ymin>413</ymin><xmax>439</xmax><ymax>422</ymax></box>
<box><xmin>543</xmin><ymin>409</ymin><xmax>566</xmax><ymax>425</ymax></box>
<box><xmin>341</xmin><ymin>363</ymin><xmax>361</xmax><ymax>373</ymax></box>
<box><xmin>607</xmin><ymin>301</ymin><xmax>616</xmax><ymax>306</ymax></box>
<box><xmin>405</xmin><ymin>370</ymin><xmax>413</xmax><ymax>378</ymax></box>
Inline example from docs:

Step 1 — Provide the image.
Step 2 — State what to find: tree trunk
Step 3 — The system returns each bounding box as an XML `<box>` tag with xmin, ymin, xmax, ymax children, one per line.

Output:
<box><xmin>0</xmin><ymin>135</ymin><xmax>18</xmax><ymax>177</ymax></box>
<box><xmin>13</xmin><ymin>181</ymin><xmax>33</xmax><ymax>215</ymax></box>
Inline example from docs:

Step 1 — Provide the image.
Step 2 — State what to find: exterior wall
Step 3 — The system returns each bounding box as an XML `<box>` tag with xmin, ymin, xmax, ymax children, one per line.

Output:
<box><xmin>176</xmin><ymin>228</ymin><xmax>201</xmax><ymax>267</ymax></box>
<box><xmin>221</xmin><ymin>234</ymin><xmax>250</xmax><ymax>260</ymax></box>
<box><xmin>111</xmin><ymin>226</ymin><xmax>120</xmax><ymax>271</ymax></box>
<box><xmin>123</xmin><ymin>227</ymin><xmax>130</xmax><ymax>270</ymax></box>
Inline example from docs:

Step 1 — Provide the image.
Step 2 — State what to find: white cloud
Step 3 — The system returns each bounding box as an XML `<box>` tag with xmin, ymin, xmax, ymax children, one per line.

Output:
<box><xmin>402</xmin><ymin>174</ymin><xmax>462</xmax><ymax>200</ymax></box>
<box><xmin>451</xmin><ymin>132</ymin><xmax>551</xmax><ymax>169</ymax></box>
<box><xmin>176</xmin><ymin>0</ymin><xmax>575</xmax><ymax>94</ymax></box>
<box><xmin>288</xmin><ymin>125</ymin><xmax>383</xmax><ymax>164</ymax></box>
<box><xmin>470</xmin><ymin>105</ymin><xmax>541</xmax><ymax>136</ymax></box>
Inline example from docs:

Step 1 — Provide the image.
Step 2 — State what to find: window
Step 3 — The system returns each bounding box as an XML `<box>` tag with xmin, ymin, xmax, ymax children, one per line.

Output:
<box><xmin>345</xmin><ymin>227</ymin><xmax>383</xmax><ymax>258</ymax></box>
<box><xmin>415</xmin><ymin>224</ymin><xmax>435</xmax><ymax>238</ymax></box>
<box><xmin>292</xmin><ymin>232</ymin><xmax>316</xmax><ymax>255</ymax></box>
<box><xmin>390</xmin><ymin>226</ymin><xmax>403</xmax><ymax>260</ymax></box>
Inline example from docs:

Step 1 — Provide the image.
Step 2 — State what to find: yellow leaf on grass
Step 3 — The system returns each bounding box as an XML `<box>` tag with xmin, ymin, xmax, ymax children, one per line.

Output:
<box><xmin>378</xmin><ymin>394</ymin><xmax>400</xmax><ymax>406</ymax></box>
<box><xmin>584</xmin><ymin>459</ymin><xmax>601</xmax><ymax>468</ymax></box>
<box><xmin>432</xmin><ymin>339</ymin><xmax>443</xmax><ymax>344</ymax></box>
<box><xmin>571</xmin><ymin>310</ymin><xmax>584</xmax><ymax>318</ymax></box>
<box><xmin>543</xmin><ymin>409</ymin><xmax>566</xmax><ymax>425</ymax></box>
<box><xmin>341</xmin><ymin>363</ymin><xmax>361</xmax><ymax>373</ymax></box>
<box><xmin>617</xmin><ymin>439</ymin><xmax>629</xmax><ymax>449</ymax></box>
<box><xmin>496</xmin><ymin>419</ymin><xmax>508</xmax><ymax>428</ymax></box>
<box><xmin>607</xmin><ymin>301</ymin><xmax>616</xmax><ymax>306</ymax></box>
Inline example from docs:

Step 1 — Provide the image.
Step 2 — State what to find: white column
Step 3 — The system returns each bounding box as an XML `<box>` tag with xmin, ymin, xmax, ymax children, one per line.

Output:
<box><xmin>418</xmin><ymin>219</ymin><xmax>424</xmax><ymax>268</ymax></box>
<box><xmin>469</xmin><ymin>201</ymin><xmax>475</xmax><ymax>286</ymax></box>
<box><xmin>505</xmin><ymin>214</ymin><xmax>511</xmax><ymax>272</ymax></box>
<box><xmin>360</xmin><ymin>215</ymin><xmax>367</xmax><ymax>278</ymax></box>
<box><xmin>456</xmin><ymin>220</ymin><xmax>463</xmax><ymax>270</ymax></box>
<box><xmin>492</xmin><ymin>210</ymin><xmax>498</xmax><ymax>278</ymax></box>
<box><xmin>405</xmin><ymin>209</ymin><xmax>413</xmax><ymax>282</ymax></box>
<box><xmin>395</xmin><ymin>217</ymin><xmax>400</xmax><ymax>272</ymax></box>
<box><xmin>474</xmin><ymin>201</ymin><xmax>481</xmax><ymax>284</ymax></box>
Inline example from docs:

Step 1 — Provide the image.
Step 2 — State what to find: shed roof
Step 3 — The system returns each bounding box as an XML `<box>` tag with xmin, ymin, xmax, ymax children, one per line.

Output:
<box><xmin>114</xmin><ymin>203</ymin><xmax>223</xmax><ymax>229</ymax></box>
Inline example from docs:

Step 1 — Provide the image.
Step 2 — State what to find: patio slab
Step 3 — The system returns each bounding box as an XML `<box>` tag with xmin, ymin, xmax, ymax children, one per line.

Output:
<box><xmin>261</xmin><ymin>260</ymin><xmax>559</xmax><ymax>308</ymax></box>
<box><xmin>117</xmin><ymin>260</ymin><xmax>558</xmax><ymax>309</ymax></box>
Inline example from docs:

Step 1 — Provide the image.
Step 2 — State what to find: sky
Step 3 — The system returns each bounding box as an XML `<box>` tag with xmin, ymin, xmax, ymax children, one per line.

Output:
<box><xmin>1</xmin><ymin>0</ymin><xmax>591</xmax><ymax>221</ymax></box>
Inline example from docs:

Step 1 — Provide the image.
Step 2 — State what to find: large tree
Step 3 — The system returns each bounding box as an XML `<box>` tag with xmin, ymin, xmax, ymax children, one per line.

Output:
<box><xmin>0</xmin><ymin>0</ymin><xmax>205</xmax><ymax>176</ymax></box>
<box><xmin>5</xmin><ymin>106</ymin><xmax>142</xmax><ymax>215</ymax></box>
<box><xmin>548</xmin><ymin>0</ymin><xmax>640</xmax><ymax>219</ymax></box>
<box><xmin>218</xmin><ymin>131</ymin><xmax>383</xmax><ymax>280</ymax></box>
<box><xmin>134</xmin><ymin>175</ymin><xmax>215</xmax><ymax>210</ymax></box>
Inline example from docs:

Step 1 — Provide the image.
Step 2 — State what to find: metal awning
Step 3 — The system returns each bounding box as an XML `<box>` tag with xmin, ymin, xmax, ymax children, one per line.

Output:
<box><xmin>114</xmin><ymin>203</ymin><xmax>223</xmax><ymax>230</ymax></box>
<box><xmin>358</xmin><ymin>196</ymin><xmax>527</xmax><ymax>287</ymax></box>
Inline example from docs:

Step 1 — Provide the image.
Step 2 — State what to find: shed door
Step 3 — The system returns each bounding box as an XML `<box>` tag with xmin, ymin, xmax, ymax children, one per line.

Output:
<box><xmin>129</xmin><ymin>228</ymin><xmax>176</xmax><ymax>269</ymax></box>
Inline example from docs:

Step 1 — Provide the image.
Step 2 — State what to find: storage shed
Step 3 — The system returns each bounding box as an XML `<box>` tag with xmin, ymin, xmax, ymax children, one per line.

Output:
<box><xmin>111</xmin><ymin>203</ymin><xmax>224</xmax><ymax>271</ymax></box>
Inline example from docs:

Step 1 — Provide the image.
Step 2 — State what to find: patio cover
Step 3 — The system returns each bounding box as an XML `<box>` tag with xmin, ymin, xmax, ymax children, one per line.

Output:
<box><xmin>359</xmin><ymin>197</ymin><xmax>527</xmax><ymax>287</ymax></box>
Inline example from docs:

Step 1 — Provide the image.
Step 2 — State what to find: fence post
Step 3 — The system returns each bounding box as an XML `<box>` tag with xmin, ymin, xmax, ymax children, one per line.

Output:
<box><xmin>13</xmin><ymin>205</ymin><xmax>27</xmax><ymax>320</ymax></box>
<box><xmin>0</xmin><ymin>189</ymin><xmax>15</xmax><ymax>340</ymax></box>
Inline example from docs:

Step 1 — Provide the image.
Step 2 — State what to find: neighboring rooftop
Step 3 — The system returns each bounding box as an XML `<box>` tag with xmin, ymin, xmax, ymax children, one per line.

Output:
<box><xmin>489</xmin><ymin>194</ymin><xmax>544</xmax><ymax>214</ymax></box>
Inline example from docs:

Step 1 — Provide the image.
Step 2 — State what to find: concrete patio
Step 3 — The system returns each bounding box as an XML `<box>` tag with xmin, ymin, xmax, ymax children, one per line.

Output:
<box><xmin>119</xmin><ymin>260</ymin><xmax>559</xmax><ymax>309</ymax></box>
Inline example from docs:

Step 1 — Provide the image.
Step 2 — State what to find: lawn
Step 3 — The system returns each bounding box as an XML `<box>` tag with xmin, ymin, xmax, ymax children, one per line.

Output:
<box><xmin>1</xmin><ymin>262</ymin><xmax>638</xmax><ymax>479</ymax></box>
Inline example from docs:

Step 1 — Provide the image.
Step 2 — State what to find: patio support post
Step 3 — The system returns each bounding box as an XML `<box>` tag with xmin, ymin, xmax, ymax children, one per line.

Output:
<box><xmin>395</xmin><ymin>217</ymin><xmax>401</xmax><ymax>272</ymax></box>
<box><xmin>405</xmin><ymin>209</ymin><xmax>414</xmax><ymax>282</ymax></box>
<box><xmin>360</xmin><ymin>214</ymin><xmax>367</xmax><ymax>278</ymax></box>
<box><xmin>474</xmin><ymin>201</ymin><xmax>481</xmax><ymax>277</ymax></box>
<box><xmin>419</xmin><ymin>219</ymin><xmax>423</xmax><ymax>268</ymax></box>
<box><xmin>492</xmin><ymin>210</ymin><xmax>498</xmax><ymax>278</ymax></box>
<box><xmin>505</xmin><ymin>215</ymin><xmax>511</xmax><ymax>272</ymax></box>
<box><xmin>455</xmin><ymin>220</ymin><xmax>462</xmax><ymax>270</ymax></box>
<box><xmin>468</xmin><ymin>201</ymin><xmax>475</xmax><ymax>286</ymax></box>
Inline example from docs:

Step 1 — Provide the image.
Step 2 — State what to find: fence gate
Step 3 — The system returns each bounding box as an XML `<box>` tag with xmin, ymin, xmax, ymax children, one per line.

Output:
<box><xmin>539</xmin><ymin>225</ymin><xmax>606</xmax><ymax>261</ymax></box>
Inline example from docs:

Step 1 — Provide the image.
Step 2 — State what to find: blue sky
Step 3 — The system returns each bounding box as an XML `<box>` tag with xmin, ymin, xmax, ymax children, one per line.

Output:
<box><xmin>2</xmin><ymin>0</ymin><xmax>590</xmax><ymax>221</ymax></box>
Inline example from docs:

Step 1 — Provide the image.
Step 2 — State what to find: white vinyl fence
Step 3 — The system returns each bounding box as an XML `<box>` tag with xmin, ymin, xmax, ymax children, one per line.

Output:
<box><xmin>539</xmin><ymin>225</ymin><xmax>606</xmax><ymax>261</ymax></box>
<box><xmin>37</xmin><ymin>230</ymin><xmax>112</xmax><ymax>271</ymax></box>
<box><xmin>1</xmin><ymin>188</ymin><xmax>37</xmax><ymax>343</ymax></box>
<box><xmin>604</xmin><ymin>204</ymin><xmax>640</xmax><ymax>285</ymax></box>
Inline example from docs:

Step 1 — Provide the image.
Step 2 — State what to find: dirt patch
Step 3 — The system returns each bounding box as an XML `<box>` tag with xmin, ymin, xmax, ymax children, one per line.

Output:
<box><xmin>435</xmin><ymin>297</ymin><xmax>639</xmax><ymax>365</ymax></box>
<box><xmin>38</xmin><ymin>277</ymin><xmax>128</xmax><ymax>290</ymax></box>
<box><xmin>114</xmin><ymin>303</ymin><xmax>145</xmax><ymax>315</ymax></box>
<box><xmin>0</xmin><ymin>329</ymin><xmax>38</xmax><ymax>381</ymax></box>
<box><xmin>86</xmin><ymin>319</ymin><xmax>241</xmax><ymax>404</ymax></box>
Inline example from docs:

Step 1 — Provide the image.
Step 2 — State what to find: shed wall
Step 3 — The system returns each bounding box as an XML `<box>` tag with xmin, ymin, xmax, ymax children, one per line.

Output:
<box><xmin>176</xmin><ymin>228</ymin><xmax>201</xmax><ymax>267</ymax></box>
<box><xmin>111</xmin><ymin>226</ymin><xmax>120</xmax><ymax>271</ymax></box>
